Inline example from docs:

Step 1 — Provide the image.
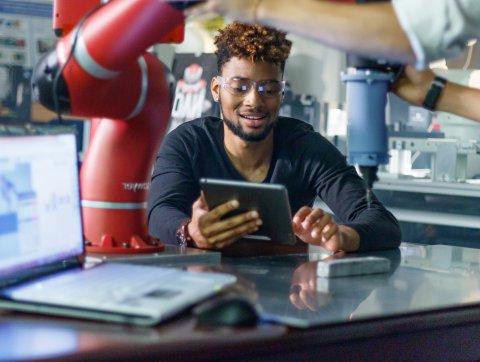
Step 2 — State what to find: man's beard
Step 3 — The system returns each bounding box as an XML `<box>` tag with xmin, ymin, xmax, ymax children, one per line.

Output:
<box><xmin>220</xmin><ymin>100</ymin><xmax>277</xmax><ymax>143</ymax></box>
<box><xmin>223</xmin><ymin>116</ymin><xmax>275</xmax><ymax>142</ymax></box>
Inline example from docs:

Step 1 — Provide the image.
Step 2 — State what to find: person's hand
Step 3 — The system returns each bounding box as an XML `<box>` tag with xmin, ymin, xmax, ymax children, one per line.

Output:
<box><xmin>289</xmin><ymin>252</ymin><xmax>345</xmax><ymax>311</ymax></box>
<box><xmin>184</xmin><ymin>0</ymin><xmax>262</xmax><ymax>23</ymax></box>
<box><xmin>292</xmin><ymin>206</ymin><xmax>360</xmax><ymax>253</ymax></box>
<box><xmin>391</xmin><ymin>65</ymin><xmax>436</xmax><ymax>106</ymax></box>
<box><xmin>188</xmin><ymin>194</ymin><xmax>262</xmax><ymax>250</ymax></box>
<box><xmin>289</xmin><ymin>261</ymin><xmax>319</xmax><ymax>311</ymax></box>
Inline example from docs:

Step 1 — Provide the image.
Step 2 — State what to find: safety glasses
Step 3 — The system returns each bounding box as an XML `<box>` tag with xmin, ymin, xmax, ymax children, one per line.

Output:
<box><xmin>217</xmin><ymin>76</ymin><xmax>285</xmax><ymax>98</ymax></box>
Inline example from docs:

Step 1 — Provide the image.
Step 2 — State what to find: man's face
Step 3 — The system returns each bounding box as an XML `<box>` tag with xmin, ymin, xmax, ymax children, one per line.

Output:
<box><xmin>211</xmin><ymin>57</ymin><xmax>284</xmax><ymax>142</ymax></box>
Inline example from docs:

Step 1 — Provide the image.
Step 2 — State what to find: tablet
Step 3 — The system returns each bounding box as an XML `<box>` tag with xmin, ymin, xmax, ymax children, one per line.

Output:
<box><xmin>199</xmin><ymin>178</ymin><xmax>297</xmax><ymax>245</ymax></box>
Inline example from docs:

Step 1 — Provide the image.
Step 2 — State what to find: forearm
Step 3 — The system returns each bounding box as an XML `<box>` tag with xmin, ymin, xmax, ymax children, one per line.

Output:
<box><xmin>148</xmin><ymin>204</ymin><xmax>190</xmax><ymax>245</ymax></box>
<box><xmin>147</xmin><ymin>168</ymin><xmax>198</xmax><ymax>244</ymax></box>
<box><xmin>344</xmin><ymin>212</ymin><xmax>401</xmax><ymax>252</ymax></box>
<box><xmin>437</xmin><ymin>82</ymin><xmax>480</xmax><ymax>123</ymax></box>
<box><xmin>317</xmin><ymin>165</ymin><xmax>401</xmax><ymax>251</ymax></box>
<box><xmin>257</xmin><ymin>0</ymin><xmax>415</xmax><ymax>64</ymax></box>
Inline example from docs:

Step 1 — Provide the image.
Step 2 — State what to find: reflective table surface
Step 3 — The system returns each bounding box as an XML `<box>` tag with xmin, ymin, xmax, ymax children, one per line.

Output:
<box><xmin>3</xmin><ymin>242</ymin><xmax>480</xmax><ymax>360</ymax></box>
<box><xmin>220</xmin><ymin>243</ymin><xmax>480</xmax><ymax>328</ymax></box>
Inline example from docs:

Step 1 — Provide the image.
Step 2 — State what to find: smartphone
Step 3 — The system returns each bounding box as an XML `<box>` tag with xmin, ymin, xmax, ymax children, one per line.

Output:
<box><xmin>317</xmin><ymin>256</ymin><xmax>391</xmax><ymax>278</ymax></box>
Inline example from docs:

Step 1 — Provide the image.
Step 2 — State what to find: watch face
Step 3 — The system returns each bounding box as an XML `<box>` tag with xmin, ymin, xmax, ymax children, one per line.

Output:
<box><xmin>177</xmin><ymin>237</ymin><xmax>187</xmax><ymax>247</ymax></box>
<box><xmin>175</xmin><ymin>229</ymin><xmax>186</xmax><ymax>246</ymax></box>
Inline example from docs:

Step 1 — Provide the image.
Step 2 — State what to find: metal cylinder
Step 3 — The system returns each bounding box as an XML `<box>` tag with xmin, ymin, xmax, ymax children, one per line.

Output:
<box><xmin>341</xmin><ymin>69</ymin><xmax>393</xmax><ymax>167</ymax></box>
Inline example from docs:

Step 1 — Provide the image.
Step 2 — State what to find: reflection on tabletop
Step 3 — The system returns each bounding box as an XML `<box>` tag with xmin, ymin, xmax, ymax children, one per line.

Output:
<box><xmin>218</xmin><ymin>244</ymin><xmax>480</xmax><ymax>328</ymax></box>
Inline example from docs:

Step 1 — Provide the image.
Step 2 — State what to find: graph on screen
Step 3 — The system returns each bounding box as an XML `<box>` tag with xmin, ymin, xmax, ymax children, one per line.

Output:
<box><xmin>0</xmin><ymin>162</ymin><xmax>38</xmax><ymax>259</ymax></box>
<box><xmin>0</xmin><ymin>135</ymin><xmax>83</xmax><ymax>274</ymax></box>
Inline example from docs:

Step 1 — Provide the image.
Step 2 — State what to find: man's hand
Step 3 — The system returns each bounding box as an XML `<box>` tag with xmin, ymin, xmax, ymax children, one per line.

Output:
<box><xmin>188</xmin><ymin>194</ymin><xmax>262</xmax><ymax>250</ymax></box>
<box><xmin>289</xmin><ymin>260</ymin><xmax>320</xmax><ymax>311</ymax></box>
<box><xmin>292</xmin><ymin>206</ymin><xmax>360</xmax><ymax>253</ymax></box>
<box><xmin>392</xmin><ymin>65</ymin><xmax>435</xmax><ymax>106</ymax></box>
<box><xmin>184</xmin><ymin>0</ymin><xmax>261</xmax><ymax>23</ymax></box>
<box><xmin>289</xmin><ymin>253</ymin><xmax>345</xmax><ymax>311</ymax></box>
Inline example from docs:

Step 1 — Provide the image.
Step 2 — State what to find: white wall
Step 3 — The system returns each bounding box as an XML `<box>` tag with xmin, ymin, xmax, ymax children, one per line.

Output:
<box><xmin>285</xmin><ymin>34</ymin><xmax>346</xmax><ymax>104</ymax></box>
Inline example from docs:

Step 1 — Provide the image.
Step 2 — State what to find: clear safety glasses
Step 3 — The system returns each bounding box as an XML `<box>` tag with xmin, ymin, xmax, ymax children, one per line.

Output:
<box><xmin>217</xmin><ymin>76</ymin><xmax>285</xmax><ymax>98</ymax></box>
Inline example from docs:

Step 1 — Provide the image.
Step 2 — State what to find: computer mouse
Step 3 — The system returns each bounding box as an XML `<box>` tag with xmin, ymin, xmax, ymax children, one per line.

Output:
<box><xmin>194</xmin><ymin>296</ymin><xmax>260</xmax><ymax>328</ymax></box>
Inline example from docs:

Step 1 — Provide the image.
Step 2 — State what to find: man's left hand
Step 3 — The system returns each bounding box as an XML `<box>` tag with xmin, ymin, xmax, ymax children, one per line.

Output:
<box><xmin>292</xmin><ymin>206</ymin><xmax>360</xmax><ymax>252</ymax></box>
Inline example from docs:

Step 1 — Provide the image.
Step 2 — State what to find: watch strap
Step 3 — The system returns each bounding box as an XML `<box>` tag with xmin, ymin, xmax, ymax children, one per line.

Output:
<box><xmin>422</xmin><ymin>76</ymin><xmax>447</xmax><ymax>111</ymax></box>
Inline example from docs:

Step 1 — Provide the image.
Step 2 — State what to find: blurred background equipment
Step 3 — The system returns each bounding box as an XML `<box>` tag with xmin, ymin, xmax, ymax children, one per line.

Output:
<box><xmin>0</xmin><ymin>65</ymin><xmax>31</xmax><ymax>123</ymax></box>
<box><xmin>279</xmin><ymin>82</ymin><xmax>321</xmax><ymax>132</ymax></box>
<box><xmin>339</xmin><ymin>0</ymin><xmax>403</xmax><ymax>207</ymax></box>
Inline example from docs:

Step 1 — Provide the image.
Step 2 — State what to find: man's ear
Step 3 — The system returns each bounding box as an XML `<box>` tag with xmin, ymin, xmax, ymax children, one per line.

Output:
<box><xmin>211</xmin><ymin>76</ymin><xmax>220</xmax><ymax>102</ymax></box>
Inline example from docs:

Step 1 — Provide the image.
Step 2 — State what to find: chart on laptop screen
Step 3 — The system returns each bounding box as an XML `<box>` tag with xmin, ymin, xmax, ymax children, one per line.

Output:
<box><xmin>0</xmin><ymin>161</ymin><xmax>38</xmax><ymax>257</ymax></box>
<box><xmin>0</xmin><ymin>135</ymin><xmax>83</xmax><ymax>269</ymax></box>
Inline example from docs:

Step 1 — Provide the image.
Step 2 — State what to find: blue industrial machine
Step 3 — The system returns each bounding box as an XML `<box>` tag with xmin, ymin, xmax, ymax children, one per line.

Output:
<box><xmin>341</xmin><ymin>0</ymin><xmax>402</xmax><ymax>206</ymax></box>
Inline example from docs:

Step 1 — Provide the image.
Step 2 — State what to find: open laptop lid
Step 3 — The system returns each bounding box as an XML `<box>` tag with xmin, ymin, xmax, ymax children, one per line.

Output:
<box><xmin>0</xmin><ymin>134</ymin><xmax>83</xmax><ymax>287</ymax></box>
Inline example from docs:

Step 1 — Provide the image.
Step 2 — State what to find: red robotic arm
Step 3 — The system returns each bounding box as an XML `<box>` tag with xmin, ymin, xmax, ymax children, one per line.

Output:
<box><xmin>33</xmin><ymin>0</ymin><xmax>194</xmax><ymax>253</ymax></box>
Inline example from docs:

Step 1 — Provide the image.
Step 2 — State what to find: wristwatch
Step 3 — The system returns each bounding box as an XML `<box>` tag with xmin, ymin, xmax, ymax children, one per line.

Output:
<box><xmin>175</xmin><ymin>218</ymin><xmax>193</xmax><ymax>247</ymax></box>
<box><xmin>422</xmin><ymin>76</ymin><xmax>447</xmax><ymax>111</ymax></box>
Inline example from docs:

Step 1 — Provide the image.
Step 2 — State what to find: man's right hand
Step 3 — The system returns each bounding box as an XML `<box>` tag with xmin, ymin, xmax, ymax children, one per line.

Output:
<box><xmin>188</xmin><ymin>194</ymin><xmax>262</xmax><ymax>250</ymax></box>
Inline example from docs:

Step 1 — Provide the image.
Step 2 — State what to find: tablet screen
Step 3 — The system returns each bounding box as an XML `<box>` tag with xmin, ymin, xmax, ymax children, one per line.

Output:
<box><xmin>200</xmin><ymin>178</ymin><xmax>296</xmax><ymax>245</ymax></box>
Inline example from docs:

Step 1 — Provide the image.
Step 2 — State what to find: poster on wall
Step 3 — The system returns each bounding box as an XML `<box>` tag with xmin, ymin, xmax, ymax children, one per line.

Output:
<box><xmin>168</xmin><ymin>53</ymin><xmax>220</xmax><ymax>132</ymax></box>
<box><xmin>0</xmin><ymin>64</ymin><xmax>31</xmax><ymax>123</ymax></box>
<box><xmin>0</xmin><ymin>1</ymin><xmax>54</xmax><ymax>124</ymax></box>
<box><xmin>0</xmin><ymin>1</ymin><xmax>54</xmax><ymax>68</ymax></box>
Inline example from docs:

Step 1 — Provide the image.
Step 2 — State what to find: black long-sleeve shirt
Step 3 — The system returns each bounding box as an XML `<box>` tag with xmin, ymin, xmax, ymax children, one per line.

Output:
<box><xmin>147</xmin><ymin>116</ymin><xmax>401</xmax><ymax>251</ymax></box>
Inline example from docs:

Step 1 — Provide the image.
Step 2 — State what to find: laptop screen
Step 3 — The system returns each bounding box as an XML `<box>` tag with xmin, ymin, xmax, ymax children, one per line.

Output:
<box><xmin>0</xmin><ymin>134</ymin><xmax>83</xmax><ymax>279</ymax></box>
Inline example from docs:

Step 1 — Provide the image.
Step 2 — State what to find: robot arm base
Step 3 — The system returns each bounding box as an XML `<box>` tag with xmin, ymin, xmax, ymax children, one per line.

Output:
<box><xmin>86</xmin><ymin>234</ymin><xmax>165</xmax><ymax>254</ymax></box>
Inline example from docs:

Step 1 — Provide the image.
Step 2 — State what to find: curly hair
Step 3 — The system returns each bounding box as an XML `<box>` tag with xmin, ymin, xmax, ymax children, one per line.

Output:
<box><xmin>214</xmin><ymin>22</ymin><xmax>292</xmax><ymax>73</ymax></box>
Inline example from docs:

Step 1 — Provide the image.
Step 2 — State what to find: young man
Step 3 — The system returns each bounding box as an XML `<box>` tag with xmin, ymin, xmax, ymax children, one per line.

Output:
<box><xmin>147</xmin><ymin>22</ymin><xmax>401</xmax><ymax>252</ymax></box>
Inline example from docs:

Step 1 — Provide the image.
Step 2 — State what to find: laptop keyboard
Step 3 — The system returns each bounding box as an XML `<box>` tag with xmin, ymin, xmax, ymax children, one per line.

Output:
<box><xmin>7</xmin><ymin>263</ymin><xmax>209</xmax><ymax>310</ymax></box>
<box><xmin>47</xmin><ymin>264</ymin><xmax>176</xmax><ymax>304</ymax></box>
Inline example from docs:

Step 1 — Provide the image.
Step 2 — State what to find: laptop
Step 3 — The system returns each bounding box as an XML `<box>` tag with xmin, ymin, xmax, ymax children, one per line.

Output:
<box><xmin>0</xmin><ymin>134</ymin><xmax>236</xmax><ymax>325</ymax></box>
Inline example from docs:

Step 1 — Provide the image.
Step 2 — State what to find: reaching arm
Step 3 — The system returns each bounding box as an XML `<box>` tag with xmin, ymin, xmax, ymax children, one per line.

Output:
<box><xmin>305</xmin><ymin>134</ymin><xmax>402</xmax><ymax>251</ymax></box>
<box><xmin>393</xmin><ymin>66</ymin><xmax>480</xmax><ymax>123</ymax></box>
<box><xmin>258</xmin><ymin>0</ymin><xmax>415</xmax><ymax>64</ymax></box>
<box><xmin>187</xmin><ymin>0</ymin><xmax>415</xmax><ymax>64</ymax></box>
<box><xmin>438</xmin><ymin>82</ymin><xmax>480</xmax><ymax>123</ymax></box>
<box><xmin>315</xmin><ymin>165</ymin><xmax>402</xmax><ymax>252</ymax></box>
